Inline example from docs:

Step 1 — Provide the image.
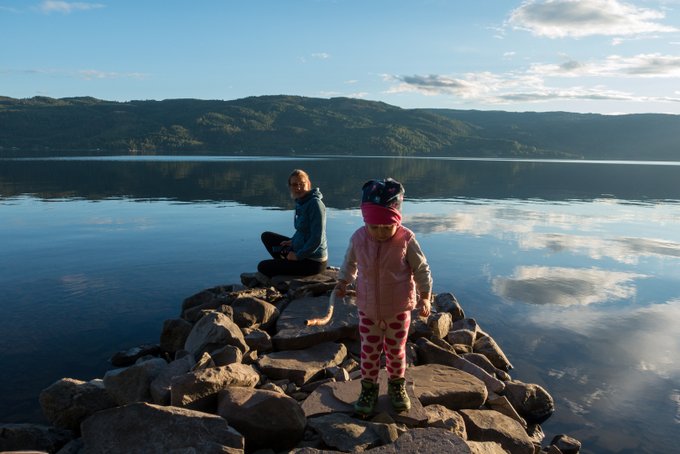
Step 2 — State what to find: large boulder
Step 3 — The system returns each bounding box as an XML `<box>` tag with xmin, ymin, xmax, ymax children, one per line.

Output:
<box><xmin>307</xmin><ymin>412</ymin><xmax>399</xmax><ymax>452</ymax></box>
<box><xmin>80</xmin><ymin>402</ymin><xmax>244</xmax><ymax>453</ymax></box>
<box><xmin>217</xmin><ymin>387</ymin><xmax>306</xmax><ymax>452</ymax></box>
<box><xmin>460</xmin><ymin>409</ymin><xmax>535</xmax><ymax>454</ymax></box>
<box><xmin>170</xmin><ymin>363</ymin><xmax>260</xmax><ymax>413</ymax></box>
<box><xmin>407</xmin><ymin>364</ymin><xmax>488</xmax><ymax>410</ymax></box>
<box><xmin>184</xmin><ymin>311</ymin><xmax>248</xmax><ymax>356</ymax></box>
<box><xmin>257</xmin><ymin>341</ymin><xmax>347</xmax><ymax>386</ymax></box>
<box><xmin>39</xmin><ymin>378</ymin><xmax>116</xmax><ymax>432</ymax></box>
<box><xmin>103</xmin><ymin>357</ymin><xmax>168</xmax><ymax>405</ymax></box>
<box><xmin>504</xmin><ymin>380</ymin><xmax>555</xmax><ymax>425</ymax></box>
<box><xmin>272</xmin><ymin>295</ymin><xmax>359</xmax><ymax>350</ymax></box>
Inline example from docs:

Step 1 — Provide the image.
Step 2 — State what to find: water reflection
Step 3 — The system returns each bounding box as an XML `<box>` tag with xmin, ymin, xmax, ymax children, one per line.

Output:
<box><xmin>491</xmin><ymin>266</ymin><xmax>646</xmax><ymax>306</ymax></box>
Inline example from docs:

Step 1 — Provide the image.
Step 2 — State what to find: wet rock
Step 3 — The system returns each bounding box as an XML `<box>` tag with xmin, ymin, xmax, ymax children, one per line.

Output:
<box><xmin>109</xmin><ymin>343</ymin><xmax>161</xmax><ymax>367</ymax></box>
<box><xmin>504</xmin><ymin>380</ymin><xmax>555</xmax><ymax>425</ymax></box>
<box><xmin>80</xmin><ymin>402</ymin><xmax>244</xmax><ymax>453</ymax></box>
<box><xmin>39</xmin><ymin>378</ymin><xmax>116</xmax><ymax>432</ymax></box>
<box><xmin>550</xmin><ymin>433</ymin><xmax>582</xmax><ymax>454</ymax></box>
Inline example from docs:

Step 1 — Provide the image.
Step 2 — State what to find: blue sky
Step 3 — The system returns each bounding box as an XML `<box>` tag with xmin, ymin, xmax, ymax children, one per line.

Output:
<box><xmin>2</xmin><ymin>0</ymin><xmax>680</xmax><ymax>114</ymax></box>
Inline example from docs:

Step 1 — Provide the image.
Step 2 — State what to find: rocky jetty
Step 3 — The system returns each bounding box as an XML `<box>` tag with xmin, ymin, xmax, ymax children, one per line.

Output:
<box><xmin>1</xmin><ymin>269</ymin><xmax>582</xmax><ymax>454</ymax></box>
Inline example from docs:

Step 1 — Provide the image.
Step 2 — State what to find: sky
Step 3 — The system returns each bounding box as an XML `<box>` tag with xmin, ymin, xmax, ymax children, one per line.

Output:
<box><xmin>2</xmin><ymin>0</ymin><xmax>680</xmax><ymax>114</ymax></box>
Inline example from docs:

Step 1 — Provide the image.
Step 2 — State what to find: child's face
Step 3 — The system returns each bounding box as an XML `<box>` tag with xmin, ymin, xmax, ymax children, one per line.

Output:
<box><xmin>366</xmin><ymin>223</ymin><xmax>398</xmax><ymax>242</ymax></box>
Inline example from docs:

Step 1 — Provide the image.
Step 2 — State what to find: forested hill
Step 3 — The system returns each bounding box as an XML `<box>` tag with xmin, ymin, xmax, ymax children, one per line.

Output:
<box><xmin>1</xmin><ymin>95</ymin><xmax>678</xmax><ymax>160</ymax></box>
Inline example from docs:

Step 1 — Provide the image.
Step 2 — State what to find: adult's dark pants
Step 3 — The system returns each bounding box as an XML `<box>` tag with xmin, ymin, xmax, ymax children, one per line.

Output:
<box><xmin>258</xmin><ymin>231</ymin><xmax>327</xmax><ymax>278</ymax></box>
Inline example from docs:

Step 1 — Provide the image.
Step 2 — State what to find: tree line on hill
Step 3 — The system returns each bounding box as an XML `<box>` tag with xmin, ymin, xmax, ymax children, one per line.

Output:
<box><xmin>0</xmin><ymin>95</ymin><xmax>678</xmax><ymax>160</ymax></box>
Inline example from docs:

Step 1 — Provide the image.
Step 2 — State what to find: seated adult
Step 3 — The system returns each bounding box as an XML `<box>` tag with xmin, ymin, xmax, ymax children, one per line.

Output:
<box><xmin>258</xmin><ymin>169</ymin><xmax>328</xmax><ymax>278</ymax></box>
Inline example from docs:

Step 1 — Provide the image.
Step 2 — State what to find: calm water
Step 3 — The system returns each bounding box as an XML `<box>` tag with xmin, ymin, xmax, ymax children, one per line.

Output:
<box><xmin>1</xmin><ymin>156</ymin><xmax>679</xmax><ymax>453</ymax></box>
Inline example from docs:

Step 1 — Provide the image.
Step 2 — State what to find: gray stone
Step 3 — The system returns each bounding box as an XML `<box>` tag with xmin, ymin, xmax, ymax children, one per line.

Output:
<box><xmin>231</xmin><ymin>295</ymin><xmax>279</xmax><ymax>329</ymax></box>
<box><xmin>39</xmin><ymin>378</ymin><xmax>116</xmax><ymax>432</ymax></box>
<box><xmin>407</xmin><ymin>364</ymin><xmax>488</xmax><ymax>410</ymax></box>
<box><xmin>447</xmin><ymin>329</ymin><xmax>476</xmax><ymax>346</ymax></box>
<box><xmin>184</xmin><ymin>311</ymin><xmax>248</xmax><ymax>356</ymax></box>
<box><xmin>272</xmin><ymin>295</ymin><xmax>359</xmax><ymax>351</ymax></box>
<box><xmin>434</xmin><ymin>293</ymin><xmax>465</xmax><ymax>321</ymax></box>
<box><xmin>416</xmin><ymin>338</ymin><xmax>505</xmax><ymax>394</ymax></box>
<box><xmin>364</xmin><ymin>427</ymin><xmax>472</xmax><ymax>453</ymax></box>
<box><xmin>422</xmin><ymin>404</ymin><xmax>466</xmax><ymax>438</ymax></box>
<box><xmin>149</xmin><ymin>354</ymin><xmax>195</xmax><ymax>405</ymax></box>
<box><xmin>170</xmin><ymin>363</ymin><xmax>260</xmax><ymax>412</ymax></box>
<box><xmin>80</xmin><ymin>402</ymin><xmax>244</xmax><ymax>453</ymax></box>
<box><xmin>244</xmin><ymin>328</ymin><xmax>273</xmax><ymax>353</ymax></box>
<box><xmin>0</xmin><ymin>423</ymin><xmax>73</xmax><ymax>453</ymax></box>
<box><xmin>257</xmin><ymin>341</ymin><xmax>347</xmax><ymax>386</ymax></box>
<box><xmin>159</xmin><ymin>318</ymin><xmax>193</xmax><ymax>354</ymax></box>
<box><xmin>103</xmin><ymin>357</ymin><xmax>168</xmax><ymax>405</ymax></box>
<box><xmin>427</xmin><ymin>311</ymin><xmax>453</xmax><ymax>339</ymax></box>
<box><xmin>217</xmin><ymin>387</ymin><xmax>306</xmax><ymax>452</ymax></box>
<box><xmin>307</xmin><ymin>412</ymin><xmax>399</xmax><ymax>452</ymax></box>
<box><xmin>486</xmin><ymin>394</ymin><xmax>527</xmax><ymax>429</ymax></box>
<box><xmin>467</xmin><ymin>440</ymin><xmax>509</xmax><ymax>454</ymax></box>
<box><xmin>460</xmin><ymin>409</ymin><xmax>535</xmax><ymax>454</ymax></box>
<box><xmin>550</xmin><ymin>433</ymin><xmax>582</xmax><ymax>454</ymax></box>
<box><xmin>473</xmin><ymin>333</ymin><xmax>513</xmax><ymax>372</ymax></box>
<box><xmin>504</xmin><ymin>380</ymin><xmax>555</xmax><ymax>425</ymax></box>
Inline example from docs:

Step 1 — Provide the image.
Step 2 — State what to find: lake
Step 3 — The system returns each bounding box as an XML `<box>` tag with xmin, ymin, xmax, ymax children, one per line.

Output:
<box><xmin>1</xmin><ymin>156</ymin><xmax>679</xmax><ymax>453</ymax></box>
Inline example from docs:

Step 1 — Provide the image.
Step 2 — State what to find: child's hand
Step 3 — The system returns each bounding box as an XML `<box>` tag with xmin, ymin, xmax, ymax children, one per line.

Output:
<box><xmin>418</xmin><ymin>296</ymin><xmax>431</xmax><ymax>318</ymax></box>
<box><xmin>334</xmin><ymin>280</ymin><xmax>348</xmax><ymax>298</ymax></box>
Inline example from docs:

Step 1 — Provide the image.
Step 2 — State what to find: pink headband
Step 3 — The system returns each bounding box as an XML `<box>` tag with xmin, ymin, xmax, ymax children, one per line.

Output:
<box><xmin>361</xmin><ymin>202</ymin><xmax>402</xmax><ymax>225</ymax></box>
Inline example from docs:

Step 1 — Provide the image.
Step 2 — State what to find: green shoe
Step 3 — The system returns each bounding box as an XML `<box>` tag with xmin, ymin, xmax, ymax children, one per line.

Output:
<box><xmin>388</xmin><ymin>377</ymin><xmax>411</xmax><ymax>412</ymax></box>
<box><xmin>354</xmin><ymin>379</ymin><xmax>379</xmax><ymax>416</ymax></box>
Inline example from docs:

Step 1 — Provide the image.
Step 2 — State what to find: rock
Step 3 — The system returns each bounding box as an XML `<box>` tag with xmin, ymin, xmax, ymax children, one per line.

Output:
<box><xmin>257</xmin><ymin>341</ymin><xmax>347</xmax><ymax>386</ymax></box>
<box><xmin>550</xmin><ymin>434</ymin><xmax>582</xmax><ymax>454</ymax></box>
<box><xmin>80</xmin><ymin>402</ymin><xmax>244</xmax><ymax>453</ymax></box>
<box><xmin>184</xmin><ymin>310</ymin><xmax>248</xmax><ymax>356</ymax></box>
<box><xmin>504</xmin><ymin>380</ymin><xmax>555</xmax><ymax>425</ymax></box>
<box><xmin>364</xmin><ymin>427</ymin><xmax>473</xmax><ymax>453</ymax></box>
<box><xmin>211</xmin><ymin>344</ymin><xmax>244</xmax><ymax>366</ymax></box>
<box><xmin>307</xmin><ymin>412</ymin><xmax>399</xmax><ymax>452</ymax></box>
<box><xmin>230</xmin><ymin>295</ymin><xmax>279</xmax><ymax>329</ymax></box>
<box><xmin>109</xmin><ymin>343</ymin><xmax>161</xmax><ymax>367</ymax></box>
<box><xmin>244</xmin><ymin>328</ymin><xmax>273</xmax><ymax>353</ymax></box>
<box><xmin>103</xmin><ymin>357</ymin><xmax>168</xmax><ymax>405</ymax></box>
<box><xmin>38</xmin><ymin>378</ymin><xmax>116</xmax><ymax>432</ymax></box>
<box><xmin>447</xmin><ymin>329</ymin><xmax>476</xmax><ymax>346</ymax></box>
<box><xmin>415</xmin><ymin>338</ymin><xmax>505</xmax><ymax>394</ymax></box>
<box><xmin>217</xmin><ymin>387</ymin><xmax>306</xmax><ymax>452</ymax></box>
<box><xmin>407</xmin><ymin>364</ymin><xmax>488</xmax><ymax>410</ymax></box>
<box><xmin>434</xmin><ymin>293</ymin><xmax>465</xmax><ymax>321</ymax></box>
<box><xmin>422</xmin><ymin>404</ymin><xmax>467</xmax><ymax>438</ymax></box>
<box><xmin>170</xmin><ymin>363</ymin><xmax>260</xmax><ymax>412</ymax></box>
<box><xmin>0</xmin><ymin>423</ymin><xmax>73</xmax><ymax>453</ymax></box>
<box><xmin>427</xmin><ymin>311</ymin><xmax>453</xmax><ymax>339</ymax></box>
<box><xmin>460</xmin><ymin>409</ymin><xmax>535</xmax><ymax>454</ymax></box>
<box><xmin>473</xmin><ymin>333</ymin><xmax>513</xmax><ymax>372</ymax></box>
<box><xmin>467</xmin><ymin>440</ymin><xmax>509</xmax><ymax>453</ymax></box>
<box><xmin>149</xmin><ymin>354</ymin><xmax>195</xmax><ymax>405</ymax></box>
<box><xmin>272</xmin><ymin>295</ymin><xmax>359</xmax><ymax>350</ymax></box>
<box><xmin>486</xmin><ymin>394</ymin><xmax>527</xmax><ymax>429</ymax></box>
<box><xmin>159</xmin><ymin>318</ymin><xmax>193</xmax><ymax>354</ymax></box>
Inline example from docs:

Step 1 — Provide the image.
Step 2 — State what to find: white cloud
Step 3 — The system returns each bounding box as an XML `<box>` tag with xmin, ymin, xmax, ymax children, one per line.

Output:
<box><xmin>37</xmin><ymin>1</ymin><xmax>105</xmax><ymax>14</ymax></box>
<box><xmin>491</xmin><ymin>266</ymin><xmax>646</xmax><ymax>306</ymax></box>
<box><xmin>78</xmin><ymin>69</ymin><xmax>148</xmax><ymax>80</ymax></box>
<box><xmin>530</xmin><ymin>53</ymin><xmax>680</xmax><ymax>78</ymax></box>
<box><xmin>508</xmin><ymin>0</ymin><xmax>677</xmax><ymax>38</ymax></box>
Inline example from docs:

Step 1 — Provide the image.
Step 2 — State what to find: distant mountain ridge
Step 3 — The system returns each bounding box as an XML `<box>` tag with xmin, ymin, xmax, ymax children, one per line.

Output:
<box><xmin>1</xmin><ymin>95</ymin><xmax>678</xmax><ymax>160</ymax></box>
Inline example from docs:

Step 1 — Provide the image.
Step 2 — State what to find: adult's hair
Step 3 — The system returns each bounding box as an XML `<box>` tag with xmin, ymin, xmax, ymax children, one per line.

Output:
<box><xmin>288</xmin><ymin>169</ymin><xmax>311</xmax><ymax>186</ymax></box>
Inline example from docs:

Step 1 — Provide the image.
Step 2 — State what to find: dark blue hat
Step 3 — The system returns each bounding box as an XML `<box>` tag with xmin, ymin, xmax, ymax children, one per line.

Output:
<box><xmin>361</xmin><ymin>178</ymin><xmax>404</xmax><ymax>210</ymax></box>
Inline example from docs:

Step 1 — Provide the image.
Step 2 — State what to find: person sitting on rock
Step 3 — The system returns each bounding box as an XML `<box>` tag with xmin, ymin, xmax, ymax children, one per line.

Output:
<box><xmin>258</xmin><ymin>169</ymin><xmax>328</xmax><ymax>278</ymax></box>
<box><xmin>334</xmin><ymin>178</ymin><xmax>432</xmax><ymax>416</ymax></box>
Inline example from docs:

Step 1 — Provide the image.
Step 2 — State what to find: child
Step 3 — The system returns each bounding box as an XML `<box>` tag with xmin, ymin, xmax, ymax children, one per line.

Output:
<box><xmin>335</xmin><ymin>178</ymin><xmax>432</xmax><ymax>415</ymax></box>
